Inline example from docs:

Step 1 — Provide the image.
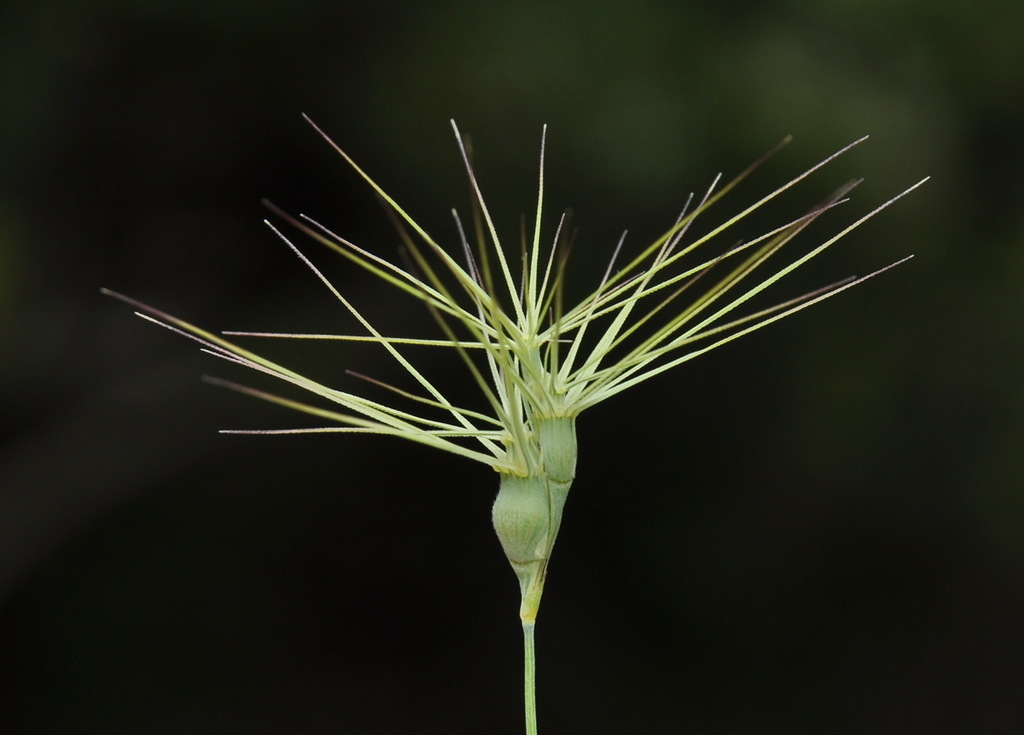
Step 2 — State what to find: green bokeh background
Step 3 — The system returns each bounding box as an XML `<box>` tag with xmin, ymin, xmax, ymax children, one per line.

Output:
<box><xmin>2</xmin><ymin>1</ymin><xmax>1023</xmax><ymax>732</ymax></box>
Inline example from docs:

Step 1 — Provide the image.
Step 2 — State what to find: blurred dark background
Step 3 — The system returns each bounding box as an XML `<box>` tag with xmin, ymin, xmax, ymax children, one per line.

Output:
<box><xmin>2</xmin><ymin>1</ymin><xmax>1022</xmax><ymax>733</ymax></box>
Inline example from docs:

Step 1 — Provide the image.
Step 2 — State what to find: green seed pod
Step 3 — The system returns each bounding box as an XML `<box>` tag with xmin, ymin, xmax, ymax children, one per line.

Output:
<box><xmin>536</xmin><ymin>415</ymin><xmax>577</xmax><ymax>550</ymax></box>
<box><xmin>492</xmin><ymin>471</ymin><xmax>553</xmax><ymax>622</ymax></box>
<box><xmin>492</xmin><ymin>472</ymin><xmax>551</xmax><ymax>566</ymax></box>
<box><xmin>537</xmin><ymin>416</ymin><xmax>577</xmax><ymax>485</ymax></box>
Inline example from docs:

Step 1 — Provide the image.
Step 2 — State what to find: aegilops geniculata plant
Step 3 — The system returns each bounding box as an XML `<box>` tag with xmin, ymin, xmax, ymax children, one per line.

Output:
<box><xmin>104</xmin><ymin>117</ymin><xmax>925</xmax><ymax>735</ymax></box>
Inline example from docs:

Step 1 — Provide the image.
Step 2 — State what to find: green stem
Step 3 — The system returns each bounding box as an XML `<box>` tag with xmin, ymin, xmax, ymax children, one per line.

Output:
<box><xmin>523</xmin><ymin>621</ymin><xmax>538</xmax><ymax>735</ymax></box>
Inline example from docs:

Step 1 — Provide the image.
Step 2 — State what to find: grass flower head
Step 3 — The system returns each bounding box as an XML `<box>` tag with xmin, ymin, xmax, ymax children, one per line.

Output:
<box><xmin>104</xmin><ymin>118</ymin><xmax>924</xmax><ymax>734</ymax></box>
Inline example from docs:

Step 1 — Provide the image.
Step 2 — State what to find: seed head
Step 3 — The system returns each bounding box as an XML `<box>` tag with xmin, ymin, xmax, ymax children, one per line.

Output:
<box><xmin>104</xmin><ymin>119</ymin><xmax>925</xmax><ymax>621</ymax></box>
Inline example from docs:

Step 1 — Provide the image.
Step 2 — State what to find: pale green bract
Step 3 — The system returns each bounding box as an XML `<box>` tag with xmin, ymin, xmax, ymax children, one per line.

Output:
<box><xmin>103</xmin><ymin>118</ymin><xmax>925</xmax><ymax>735</ymax></box>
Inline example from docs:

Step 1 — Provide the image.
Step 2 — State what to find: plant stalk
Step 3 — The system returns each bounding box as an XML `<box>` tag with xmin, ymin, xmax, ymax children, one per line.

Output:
<box><xmin>523</xmin><ymin>621</ymin><xmax>537</xmax><ymax>735</ymax></box>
